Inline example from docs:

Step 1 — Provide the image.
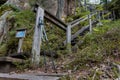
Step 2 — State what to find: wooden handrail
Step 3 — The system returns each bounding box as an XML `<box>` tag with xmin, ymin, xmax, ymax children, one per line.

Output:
<box><xmin>64</xmin><ymin>20</ymin><xmax>98</xmax><ymax>45</ymax></box>
<box><xmin>44</xmin><ymin>10</ymin><xmax>67</xmax><ymax>31</ymax></box>
<box><xmin>68</xmin><ymin>12</ymin><xmax>97</xmax><ymax>28</ymax></box>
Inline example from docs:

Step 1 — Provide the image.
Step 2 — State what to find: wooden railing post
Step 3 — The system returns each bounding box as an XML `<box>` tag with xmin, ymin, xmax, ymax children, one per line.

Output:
<box><xmin>32</xmin><ymin>7</ymin><xmax>44</xmax><ymax>67</ymax></box>
<box><xmin>66</xmin><ymin>24</ymin><xmax>71</xmax><ymax>53</ymax></box>
<box><xmin>88</xmin><ymin>14</ymin><xmax>92</xmax><ymax>33</ymax></box>
<box><xmin>113</xmin><ymin>10</ymin><xmax>116</xmax><ymax>20</ymax></box>
<box><xmin>17</xmin><ymin>38</ymin><xmax>23</xmax><ymax>53</ymax></box>
<box><xmin>102</xmin><ymin>11</ymin><xmax>104</xmax><ymax>20</ymax></box>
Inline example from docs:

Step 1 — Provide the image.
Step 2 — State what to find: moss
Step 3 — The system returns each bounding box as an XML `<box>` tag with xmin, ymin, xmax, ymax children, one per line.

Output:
<box><xmin>65</xmin><ymin>20</ymin><xmax>120</xmax><ymax>71</ymax></box>
<box><xmin>0</xmin><ymin>44</ymin><xmax>7</xmax><ymax>56</ymax></box>
<box><xmin>0</xmin><ymin>4</ymin><xmax>20</xmax><ymax>16</ymax></box>
<box><xmin>1</xmin><ymin>10</ymin><xmax>35</xmax><ymax>55</ymax></box>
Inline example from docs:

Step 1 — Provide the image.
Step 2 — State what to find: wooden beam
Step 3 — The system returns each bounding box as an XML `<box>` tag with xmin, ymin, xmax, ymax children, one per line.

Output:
<box><xmin>44</xmin><ymin>10</ymin><xmax>67</xmax><ymax>31</ymax></box>
<box><xmin>0</xmin><ymin>57</ymin><xmax>25</xmax><ymax>63</ymax></box>
<box><xmin>70</xmin><ymin>17</ymin><xmax>88</xmax><ymax>28</ymax></box>
<box><xmin>44</xmin><ymin>14</ymin><xmax>66</xmax><ymax>31</ymax></box>
<box><xmin>69</xmin><ymin>12</ymin><xmax>97</xmax><ymax>28</ymax></box>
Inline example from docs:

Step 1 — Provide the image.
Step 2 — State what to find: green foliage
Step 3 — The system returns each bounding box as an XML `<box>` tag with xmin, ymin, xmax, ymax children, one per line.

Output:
<box><xmin>0</xmin><ymin>44</ymin><xmax>7</xmax><ymax>56</ymax></box>
<box><xmin>66</xmin><ymin>7</ymin><xmax>90</xmax><ymax>22</ymax></box>
<box><xmin>96</xmin><ymin>5</ymin><xmax>103</xmax><ymax>11</ymax></box>
<box><xmin>108</xmin><ymin>0</ymin><xmax>120</xmax><ymax>18</ymax></box>
<box><xmin>66</xmin><ymin>20</ymin><xmax>120</xmax><ymax>71</ymax></box>
<box><xmin>4</xmin><ymin>10</ymin><xmax>35</xmax><ymax>55</ymax></box>
<box><xmin>42</xmin><ymin>23</ymin><xmax>66</xmax><ymax>51</ymax></box>
<box><xmin>13</xmin><ymin>59</ymin><xmax>31</xmax><ymax>71</ymax></box>
<box><xmin>12</xmin><ymin>10</ymin><xmax>35</xmax><ymax>28</ymax></box>
<box><xmin>0</xmin><ymin>4</ymin><xmax>20</xmax><ymax>16</ymax></box>
<box><xmin>59</xmin><ymin>75</ymin><xmax>74</xmax><ymax>80</ymax></box>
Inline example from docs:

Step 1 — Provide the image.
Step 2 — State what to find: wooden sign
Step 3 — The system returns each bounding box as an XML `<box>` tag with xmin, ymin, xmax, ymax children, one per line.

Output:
<box><xmin>16</xmin><ymin>28</ymin><xmax>26</xmax><ymax>53</ymax></box>
<box><xmin>16</xmin><ymin>28</ymin><xmax>26</xmax><ymax>38</ymax></box>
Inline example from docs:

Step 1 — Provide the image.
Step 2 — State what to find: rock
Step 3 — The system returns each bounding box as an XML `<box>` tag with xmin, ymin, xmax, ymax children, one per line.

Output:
<box><xmin>23</xmin><ymin>2</ymin><xmax>31</xmax><ymax>10</ymax></box>
<box><xmin>0</xmin><ymin>11</ymin><xmax>12</xmax><ymax>44</ymax></box>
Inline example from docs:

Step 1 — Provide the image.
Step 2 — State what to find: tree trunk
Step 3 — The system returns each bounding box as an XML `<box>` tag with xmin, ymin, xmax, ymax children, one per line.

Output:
<box><xmin>56</xmin><ymin>0</ymin><xmax>64</xmax><ymax>19</ymax></box>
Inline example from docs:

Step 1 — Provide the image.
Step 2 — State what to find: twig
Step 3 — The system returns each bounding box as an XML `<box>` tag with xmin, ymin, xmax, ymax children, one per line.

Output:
<box><xmin>92</xmin><ymin>68</ymin><xmax>99</xmax><ymax>80</ymax></box>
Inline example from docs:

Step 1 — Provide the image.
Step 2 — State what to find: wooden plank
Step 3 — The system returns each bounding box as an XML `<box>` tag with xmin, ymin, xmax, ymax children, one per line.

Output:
<box><xmin>71</xmin><ymin>25</ymin><xmax>89</xmax><ymax>41</ymax></box>
<box><xmin>70</xmin><ymin>12</ymin><xmax>97</xmax><ymax>28</ymax></box>
<box><xmin>71</xmin><ymin>21</ymin><xmax>97</xmax><ymax>41</ymax></box>
<box><xmin>0</xmin><ymin>73</ymin><xmax>60</xmax><ymax>80</ymax></box>
<box><xmin>45</xmin><ymin>14</ymin><xmax>66</xmax><ymax>31</ymax></box>
<box><xmin>0</xmin><ymin>57</ymin><xmax>25</xmax><ymax>63</ymax></box>
<box><xmin>69</xmin><ymin>16</ymin><xmax>87</xmax><ymax>25</ymax></box>
<box><xmin>44</xmin><ymin>10</ymin><xmax>67</xmax><ymax>31</ymax></box>
<box><xmin>71</xmin><ymin>17</ymin><xmax>88</xmax><ymax>28</ymax></box>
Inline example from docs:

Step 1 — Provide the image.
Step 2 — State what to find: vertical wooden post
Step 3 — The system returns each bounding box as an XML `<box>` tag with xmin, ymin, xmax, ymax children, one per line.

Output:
<box><xmin>88</xmin><ymin>14</ymin><xmax>92</xmax><ymax>33</ymax></box>
<box><xmin>96</xmin><ymin>11</ymin><xmax>100</xmax><ymax>21</ymax></box>
<box><xmin>99</xmin><ymin>11</ymin><xmax>101</xmax><ymax>20</ymax></box>
<box><xmin>102</xmin><ymin>11</ymin><xmax>104</xmax><ymax>20</ymax></box>
<box><xmin>113</xmin><ymin>10</ymin><xmax>116</xmax><ymax>20</ymax></box>
<box><xmin>66</xmin><ymin>24</ymin><xmax>71</xmax><ymax>53</ymax></box>
<box><xmin>32</xmin><ymin>7</ymin><xmax>44</xmax><ymax>67</ymax></box>
<box><xmin>98</xmin><ymin>11</ymin><xmax>102</xmax><ymax>26</ymax></box>
<box><xmin>17</xmin><ymin>38</ymin><xmax>23</xmax><ymax>53</ymax></box>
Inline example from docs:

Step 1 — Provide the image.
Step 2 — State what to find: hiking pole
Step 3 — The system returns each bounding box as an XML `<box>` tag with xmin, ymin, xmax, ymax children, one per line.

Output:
<box><xmin>42</xmin><ymin>23</ymin><xmax>57</xmax><ymax>73</ymax></box>
<box><xmin>43</xmin><ymin>51</ymin><xmax>47</xmax><ymax>73</ymax></box>
<box><xmin>46</xmin><ymin>40</ymin><xmax>57</xmax><ymax>73</ymax></box>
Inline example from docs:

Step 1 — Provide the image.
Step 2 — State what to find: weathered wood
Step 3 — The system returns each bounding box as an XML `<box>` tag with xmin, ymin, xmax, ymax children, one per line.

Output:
<box><xmin>8</xmin><ymin>52</ymin><xmax>31</xmax><ymax>59</ymax></box>
<box><xmin>66</xmin><ymin>24</ymin><xmax>71</xmax><ymax>52</ymax></box>
<box><xmin>63</xmin><ymin>21</ymin><xmax>98</xmax><ymax>45</ymax></box>
<box><xmin>88</xmin><ymin>14</ymin><xmax>92</xmax><ymax>33</ymax></box>
<box><xmin>113</xmin><ymin>10</ymin><xmax>116</xmax><ymax>20</ymax></box>
<box><xmin>71</xmin><ymin>25</ymin><xmax>89</xmax><ymax>41</ymax></box>
<box><xmin>70</xmin><ymin>17</ymin><xmax>88</xmax><ymax>28</ymax></box>
<box><xmin>70</xmin><ymin>12</ymin><xmax>96</xmax><ymax>28</ymax></box>
<box><xmin>32</xmin><ymin>7</ymin><xmax>44</xmax><ymax>67</ymax></box>
<box><xmin>0</xmin><ymin>57</ymin><xmax>25</xmax><ymax>63</ymax></box>
<box><xmin>17</xmin><ymin>38</ymin><xmax>23</xmax><ymax>53</ymax></box>
<box><xmin>0</xmin><ymin>73</ymin><xmax>60</xmax><ymax>80</ymax></box>
<box><xmin>44</xmin><ymin>10</ymin><xmax>67</xmax><ymax>31</ymax></box>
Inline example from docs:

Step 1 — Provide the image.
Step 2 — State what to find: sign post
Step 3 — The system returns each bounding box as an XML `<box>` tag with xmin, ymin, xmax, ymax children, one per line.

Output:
<box><xmin>16</xmin><ymin>28</ymin><xmax>26</xmax><ymax>53</ymax></box>
<box><xmin>32</xmin><ymin>7</ymin><xmax>44</xmax><ymax>67</ymax></box>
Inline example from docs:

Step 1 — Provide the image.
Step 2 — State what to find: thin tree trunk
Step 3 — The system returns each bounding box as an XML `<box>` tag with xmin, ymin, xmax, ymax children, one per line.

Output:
<box><xmin>56</xmin><ymin>0</ymin><xmax>64</xmax><ymax>19</ymax></box>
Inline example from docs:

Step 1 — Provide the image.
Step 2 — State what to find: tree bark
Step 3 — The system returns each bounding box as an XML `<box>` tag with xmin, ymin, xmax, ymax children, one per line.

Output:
<box><xmin>56</xmin><ymin>0</ymin><xmax>64</xmax><ymax>19</ymax></box>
